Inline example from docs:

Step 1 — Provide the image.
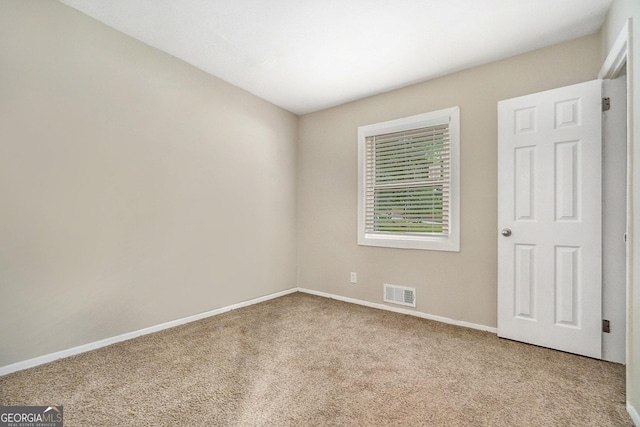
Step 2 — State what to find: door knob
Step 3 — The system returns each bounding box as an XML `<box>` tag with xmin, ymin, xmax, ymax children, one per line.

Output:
<box><xmin>501</xmin><ymin>228</ymin><xmax>512</xmax><ymax>237</ymax></box>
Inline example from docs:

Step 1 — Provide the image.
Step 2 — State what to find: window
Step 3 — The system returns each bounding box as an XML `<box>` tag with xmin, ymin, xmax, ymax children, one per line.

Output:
<box><xmin>357</xmin><ymin>107</ymin><xmax>460</xmax><ymax>251</ymax></box>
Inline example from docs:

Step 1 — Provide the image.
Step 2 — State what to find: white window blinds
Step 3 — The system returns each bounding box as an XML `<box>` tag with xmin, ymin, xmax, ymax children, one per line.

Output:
<box><xmin>364</xmin><ymin>122</ymin><xmax>450</xmax><ymax>236</ymax></box>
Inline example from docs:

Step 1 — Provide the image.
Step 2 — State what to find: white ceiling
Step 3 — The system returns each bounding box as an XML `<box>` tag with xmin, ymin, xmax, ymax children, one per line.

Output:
<box><xmin>58</xmin><ymin>0</ymin><xmax>612</xmax><ymax>115</ymax></box>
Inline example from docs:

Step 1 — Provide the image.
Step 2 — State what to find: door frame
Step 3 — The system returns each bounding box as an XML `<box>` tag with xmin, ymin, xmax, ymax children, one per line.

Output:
<box><xmin>598</xmin><ymin>17</ymin><xmax>631</xmax><ymax>381</ymax></box>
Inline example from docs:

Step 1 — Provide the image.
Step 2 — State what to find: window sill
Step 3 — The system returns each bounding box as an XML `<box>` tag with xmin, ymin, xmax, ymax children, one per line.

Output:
<box><xmin>358</xmin><ymin>233</ymin><xmax>460</xmax><ymax>252</ymax></box>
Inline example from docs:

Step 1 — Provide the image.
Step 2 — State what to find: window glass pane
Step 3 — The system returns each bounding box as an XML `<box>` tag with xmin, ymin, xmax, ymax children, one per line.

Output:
<box><xmin>366</xmin><ymin>125</ymin><xmax>450</xmax><ymax>235</ymax></box>
<box><xmin>372</xmin><ymin>186</ymin><xmax>445</xmax><ymax>234</ymax></box>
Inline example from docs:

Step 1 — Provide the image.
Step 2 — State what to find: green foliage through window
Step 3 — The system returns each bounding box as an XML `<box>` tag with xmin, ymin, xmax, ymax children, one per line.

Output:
<box><xmin>365</xmin><ymin>124</ymin><xmax>450</xmax><ymax>235</ymax></box>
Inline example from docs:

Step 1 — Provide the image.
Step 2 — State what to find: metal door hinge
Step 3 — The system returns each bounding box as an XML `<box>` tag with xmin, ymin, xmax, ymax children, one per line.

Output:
<box><xmin>602</xmin><ymin>97</ymin><xmax>611</xmax><ymax>111</ymax></box>
<box><xmin>603</xmin><ymin>319</ymin><xmax>611</xmax><ymax>333</ymax></box>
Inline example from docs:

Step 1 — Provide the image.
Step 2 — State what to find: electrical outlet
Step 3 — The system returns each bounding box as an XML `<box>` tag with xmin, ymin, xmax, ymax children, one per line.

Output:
<box><xmin>350</xmin><ymin>272</ymin><xmax>357</xmax><ymax>283</ymax></box>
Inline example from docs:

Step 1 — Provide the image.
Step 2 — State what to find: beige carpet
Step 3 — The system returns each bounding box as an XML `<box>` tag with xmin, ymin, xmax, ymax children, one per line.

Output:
<box><xmin>0</xmin><ymin>292</ymin><xmax>631</xmax><ymax>426</ymax></box>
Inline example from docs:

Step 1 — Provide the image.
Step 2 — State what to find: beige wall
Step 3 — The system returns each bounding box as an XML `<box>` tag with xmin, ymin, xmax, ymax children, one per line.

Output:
<box><xmin>602</xmin><ymin>0</ymin><xmax>640</xmax><ymax>420</ymax></box>
<box><xmin>298</xmin><ymin>34</ymin><xmax>602</xmax><ymax>329</ymax></box>
<box><xmin>0</xmin><ymin>1</ymin><xmax>297</xmax><ymax>366</ymax></box>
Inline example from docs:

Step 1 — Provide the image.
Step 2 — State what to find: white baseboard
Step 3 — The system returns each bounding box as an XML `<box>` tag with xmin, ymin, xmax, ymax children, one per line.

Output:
<box><xmin>0</xmin><ymin>288</ymin><xmax>297</xmax><ymax>377</ymax></box>
<box><xmin>629</xmin><ymin>402</ymin><xmax>640</xmax><ymax>426</ymax></box>
<box><xmin>297</xmin><ymin>288</ymin><xmax>497</xmax><ymax>334</ymax></box>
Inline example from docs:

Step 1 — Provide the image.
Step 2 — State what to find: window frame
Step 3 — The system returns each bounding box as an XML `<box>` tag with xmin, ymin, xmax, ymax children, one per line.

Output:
<box><xmin>357</xmin><ymin>106</ymin><xmax>460</xmax><ymax>251</ymax></box>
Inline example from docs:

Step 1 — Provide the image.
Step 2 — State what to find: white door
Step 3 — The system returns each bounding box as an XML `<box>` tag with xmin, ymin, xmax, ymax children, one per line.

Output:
<box><xmin>497</xmin><ymin>80</ymin><xmax>602</xmax><ymax>359</ymax></box>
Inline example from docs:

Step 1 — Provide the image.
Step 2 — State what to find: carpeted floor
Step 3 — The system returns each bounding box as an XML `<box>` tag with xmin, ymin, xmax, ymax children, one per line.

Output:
<box><xmin>0</xmin><ymin>292</ymin><xmax>632</xmax><ymax>426</ymax></box>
